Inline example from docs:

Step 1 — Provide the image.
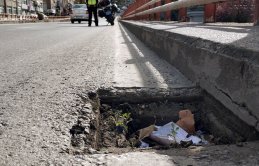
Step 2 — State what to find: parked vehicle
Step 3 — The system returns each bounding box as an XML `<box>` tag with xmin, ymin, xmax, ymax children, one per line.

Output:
<box><xmin>45</xmin><ymin>9</ymin><xmax>56</xmax><ymax>16</ymax></box>
<box><xmin>98</xmin><ymin>3</ymin><xmax>119</xmax><ymax>25</ymax></box>
<box><xmin>70</xmin><ymin>4</ymin><xmax>88</xmax><ymax>24</ymax></box>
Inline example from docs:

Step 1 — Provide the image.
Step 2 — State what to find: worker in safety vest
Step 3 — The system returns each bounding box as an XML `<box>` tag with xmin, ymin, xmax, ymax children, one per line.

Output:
<box><xmin>87</xmin><ymin>0</ymin><xmax>98</xmax><ymax>26</ymax></box>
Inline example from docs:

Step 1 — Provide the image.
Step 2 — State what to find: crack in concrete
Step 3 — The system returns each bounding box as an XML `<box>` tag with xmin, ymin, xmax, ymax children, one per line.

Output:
<box><xmin>214</xmin><ymin>85</ymin><xmax>259</xmax><ymax>125</ymax></box>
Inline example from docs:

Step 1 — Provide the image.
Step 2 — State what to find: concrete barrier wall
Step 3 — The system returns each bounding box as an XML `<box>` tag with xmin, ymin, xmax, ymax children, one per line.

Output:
<box><xmin>121</xmin><ymin>21</ymin><xmax>259</xmax><ymax>132</ymax></box>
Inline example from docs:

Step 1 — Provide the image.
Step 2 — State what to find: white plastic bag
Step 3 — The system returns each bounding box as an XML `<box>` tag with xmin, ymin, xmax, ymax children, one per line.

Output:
<box><xmin>150</xmin><ymin>122</ymin><xmax>201</xmax><ymax>146</ymax></box>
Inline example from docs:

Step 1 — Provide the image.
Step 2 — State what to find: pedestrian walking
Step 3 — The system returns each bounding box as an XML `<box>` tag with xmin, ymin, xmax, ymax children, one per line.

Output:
<box><xmin>87</xmin><ymin>0</ymin><xmax>98</xmax><ymax>26</ymax></box>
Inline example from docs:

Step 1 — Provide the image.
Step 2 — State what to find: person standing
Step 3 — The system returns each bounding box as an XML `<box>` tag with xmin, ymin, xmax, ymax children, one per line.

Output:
<box><xmin>87</xmin><ymin>0</ymin><xmax>98</xmax><ymax>26</ymax></box>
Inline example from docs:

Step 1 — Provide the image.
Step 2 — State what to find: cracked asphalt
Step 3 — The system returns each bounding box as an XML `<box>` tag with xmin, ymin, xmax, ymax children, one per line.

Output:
<box><xmin>0</xmin><ymin>19</ymin><xmax>259</xmax><ymax>166</ymax></box>
<box><xmin>0</xmin><ymin>20</ymin><xmax>116</xmax><ymax>165</ymax></box>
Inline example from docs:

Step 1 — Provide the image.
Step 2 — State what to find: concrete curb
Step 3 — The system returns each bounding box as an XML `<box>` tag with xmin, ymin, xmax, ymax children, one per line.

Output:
<box><xmin>0</xmin><ymin>19</ymin><xmax>70</xmax><ymax>24</ymax></box>
<box><xmin>120</xmin><ymin>20</ymin><xmax>259</xmax><ymax>132</ymax></box>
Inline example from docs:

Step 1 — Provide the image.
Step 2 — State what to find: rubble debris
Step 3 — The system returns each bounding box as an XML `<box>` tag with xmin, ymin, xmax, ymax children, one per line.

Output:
<box><xmin>134</xmin><ymin>109</ymin><xmax>206</xmax><ymax>147</ymax></box>
<box><xmin>139</xmin><ymin>141</ymin><xmax>149</xmax><ymax>148</ymax></box>
<box><xmin>176</xmin><ymin>109</ymin><xmax>195</xmax><ymax>134</ymax></box>
<box><xmin>149</xmin><ymin>122</ymin><xmax>201</xmax><ymax>146</ymax></box>
<box><xmin>137</xmin><ymin>125</ymin><xmax>156</xmax><ymax>140</ymax></box>
<box><xmin>90</xmin><ymin>100</ymin><xmax>213</xmax><ymax>152</ymax></box>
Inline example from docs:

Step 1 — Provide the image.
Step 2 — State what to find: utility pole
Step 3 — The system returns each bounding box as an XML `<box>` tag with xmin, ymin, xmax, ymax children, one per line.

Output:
<box><xmin>16</xmin><ymin>0</ymin><xmax>18</xmax><ymax>14</ymax></box>
<box><xmin>4</xmin><ymin>0</ymin><xmax>7</xmax><ymax>13</ymax></box>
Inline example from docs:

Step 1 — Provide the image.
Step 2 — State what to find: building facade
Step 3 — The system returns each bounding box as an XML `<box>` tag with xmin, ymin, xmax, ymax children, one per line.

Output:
<box><xmin>0</xmin><ymin>0</ymin><xmax>73</xmax><ymax>15</ymax></box>
<box><xmin>0</xmin><ymin>0</ymin><xmax>44</xmax><ymax>15</ymax></box>
<box><xmin>42</xmin><ymin>0</ymin><xmax>74</xmax><ymax>15</ymax></box>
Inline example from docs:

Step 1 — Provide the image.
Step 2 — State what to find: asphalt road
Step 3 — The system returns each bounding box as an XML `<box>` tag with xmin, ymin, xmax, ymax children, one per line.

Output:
<box><xmin>0</xmin><ymin>19</ymin><xmax>118</xmax><ymax>165</ymax></box>
<box><xmin>0</xmin><ymin>19</ymin><xmax>194</xmax><ymax>165</ymax></box>
<box><xmin>1</xmin><ymin>19</ymin><xmax>258</xmax><ymax>166</ymax></box>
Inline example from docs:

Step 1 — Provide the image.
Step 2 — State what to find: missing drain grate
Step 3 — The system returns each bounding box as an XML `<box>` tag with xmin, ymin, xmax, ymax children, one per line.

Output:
<box><xmin>69</xmin><ymin>88</ymin><xmax>259</xmax><ymax>154</ymax></box>
<box><xmin>98</xmin><ymin>100</ymin><xmax>202</xmax><ymax>150</ymax></box>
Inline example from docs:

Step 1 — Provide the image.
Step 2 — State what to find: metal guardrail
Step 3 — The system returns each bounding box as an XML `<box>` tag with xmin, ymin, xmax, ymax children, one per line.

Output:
<box><xmin>124</xmin><ymin>0</ymin><xmax>161</xmax><ymax>17</ymax></box>
<box><xmin>123</xmin><ymin>0</ymin><xmax>227</xmax><ymax>19</ymax></box>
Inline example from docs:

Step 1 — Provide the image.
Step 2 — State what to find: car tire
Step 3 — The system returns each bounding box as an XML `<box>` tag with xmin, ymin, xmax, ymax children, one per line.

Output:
<box><xmin>71</xmin><ymin>20</ymin><xmax>74</xmax><ymax>24</ymax></box>
<box><xmin>78</xmin><ymin>21</ymin><xmax>81</xmax><ymax>24</ymax></box>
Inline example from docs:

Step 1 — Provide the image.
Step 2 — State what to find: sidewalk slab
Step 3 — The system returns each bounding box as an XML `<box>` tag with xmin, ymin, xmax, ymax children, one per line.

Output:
<box><xmin>102</xmin><ymin>21</ymin><xmax>202</xmax><ymax>103</ymax></box>
<box><xmin>114</xmin><ymin>23</ymin><xmax>196</xmax><ymax>89</ymax></box>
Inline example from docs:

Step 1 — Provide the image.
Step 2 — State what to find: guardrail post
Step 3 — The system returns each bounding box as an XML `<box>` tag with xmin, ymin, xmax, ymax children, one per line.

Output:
<box><xmin>136</xmin><ymin>0</ymin><xmax>140</xmax><ymax>20</ymax></box>
<box><xmin>156</xmin><ymin>1</ymin><xmax>160</xmax><ymax>20</ymax></box>
<box><xmin>204</xmin><ymin>3</ymin><xmax>216</xmax><ymax>23</ymax></box>
<box><xmin>255</xmin><ymin>0</ymin><xmax>259</xmax><ymax>25</ymax></box>
<box><xmin>165</xmin><ymin>0</ymin><xmax>171</xmax><ymax>21</ymax></box>
<box><xmin>135</xmin><ymin>2</ymin><xmax>138</xmax><ymax>20</ymax></box>
<box><xmin>179</xmin><ymin>8</ymin><xmax>187</xmax><ymax>22</ymax></box>
<box><xmin>141</xmin><ymin>0</ymin><xmax>145</xmax><ymax>20</ymax></box>
<box><xmin>148</xmin><ymin>3</ymin><xmax>151</xmax><ymax>20</ymax></box>
<box><xmin>151</xmin><ymin>2</ymin><xmax>155</xmax><ymax>20</ymax></box>
<box><xmin>144</xmin><ymin>0</ymin><xmax>149</xmax><ymax>20</ymax></box>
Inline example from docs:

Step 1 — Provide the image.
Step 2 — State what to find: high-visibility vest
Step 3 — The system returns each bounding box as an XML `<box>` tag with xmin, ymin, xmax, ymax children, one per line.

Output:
<box><xmin>88</xmin><ymin>0</ymin><xmax>97</xmax><ymax>5</ymax></box>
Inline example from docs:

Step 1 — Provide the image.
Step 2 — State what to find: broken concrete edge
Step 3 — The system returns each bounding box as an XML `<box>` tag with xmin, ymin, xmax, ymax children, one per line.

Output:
<box><xmin>68</xmin><ymin>92</ymin><xmax>100</xmax><ymax>154</ymax></box>
<box><xmin>97</xmin><ymin>86</ymin><xmax>202</xmax><ymax>104</ymax></box>
<box><xmin>69</xmin><ymin>87</ymin><xmax>259</xmax><ymax>153</ymax></box>
<box><xmin>119</xmin><ymin>20</ymin><xmax>259</xmax><ymax>133</ymax></box>
<box><xmin>91</xmin><ymin>87</ymin><xmax>259</xmax><ymax>148</ymax></box>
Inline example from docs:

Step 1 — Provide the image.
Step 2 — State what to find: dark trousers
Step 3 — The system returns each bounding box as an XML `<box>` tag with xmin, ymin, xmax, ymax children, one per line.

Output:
<box><xmin>88</xmin><ymin>5</ymin><xmax>98</xmax><ymax>26</ymax></box>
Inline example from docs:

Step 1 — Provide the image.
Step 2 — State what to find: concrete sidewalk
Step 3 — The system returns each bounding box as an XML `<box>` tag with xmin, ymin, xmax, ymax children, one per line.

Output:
<box><xmin>122</xmin><ymin>21</ymin><xmax>259</xmax><ymax>61</ymax></box>
<box><xmin>114</xmin><ymin>23</ymin><xmax>196</xmax><ymax>89</ymax></box>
